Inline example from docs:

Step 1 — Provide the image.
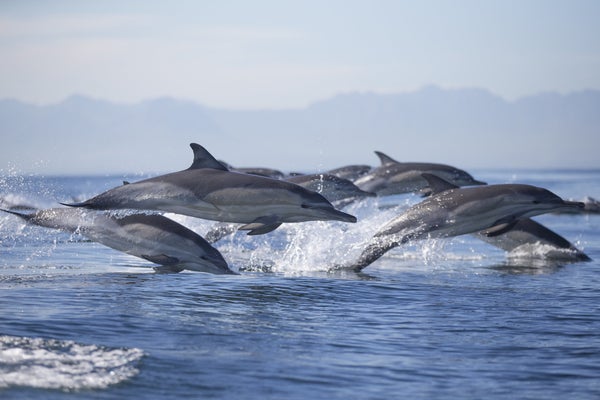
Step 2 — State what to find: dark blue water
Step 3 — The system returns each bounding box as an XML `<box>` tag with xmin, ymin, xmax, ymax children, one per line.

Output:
<box><xmin>1</xmin><ymin>170</ymin><xmax>599</xmax><ymax>399</ymax></box>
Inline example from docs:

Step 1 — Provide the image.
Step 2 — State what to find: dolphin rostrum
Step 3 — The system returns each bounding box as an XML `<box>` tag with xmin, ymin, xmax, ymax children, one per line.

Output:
<box><xmin>353</xmin><ymin>150</ymin><xmax>486</xmax><ymax>196</ymax></box>
<box><xmin>61</xmin><ymin>143</ymin><xmax>356</xmax><ymax>235</ymax></box>
<box><xmin>341</xmin><ymin>174</ymin><xmax>584</xmax><ymax>272</ymax></box>
<box><xmin>2</xmin><ymin>207</ymin><xmax>234</xmax><ymax>274</ymax></box>
<box><xmin>553</xmin><ymin>196</ymin><xmax>600</xmax><ymax>215</ymax></box>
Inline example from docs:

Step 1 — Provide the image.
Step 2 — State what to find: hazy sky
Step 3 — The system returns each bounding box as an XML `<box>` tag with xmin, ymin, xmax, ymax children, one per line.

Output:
<box><xmin>1</xmin><ymin>0</ymin><xmax>599</xmax><ymax>109</ymax></box>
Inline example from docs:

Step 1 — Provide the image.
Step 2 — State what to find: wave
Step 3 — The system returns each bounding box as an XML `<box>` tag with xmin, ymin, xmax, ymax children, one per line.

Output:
<box><xmin>0</xmin><ymin>335</ymin><xmax>144</xmax><ymax>391</ymax></box>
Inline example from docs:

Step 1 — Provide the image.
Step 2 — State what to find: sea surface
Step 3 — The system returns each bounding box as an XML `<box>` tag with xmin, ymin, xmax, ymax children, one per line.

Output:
<box><xmin>1</xmin><ymin>170</ymin><xmax>599</xmax><ymax>399</ymax></box>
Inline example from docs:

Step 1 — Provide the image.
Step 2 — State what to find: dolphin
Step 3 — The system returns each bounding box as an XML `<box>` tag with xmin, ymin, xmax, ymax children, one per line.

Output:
<box><xmin>326</xmin><ymin>164</ymin><xmax>372</xmax><ymax>181</ymax></box>
<box><xmin>1</xmin><ymin>207</ymin><xmax>234</xmax><ymax>274</ymax></box>
<box><xmin>202</xmin><ymin>173</ymin><xmax>375</xmax><ymax>243</ymax></box>
<box><xmin>476</xmin><ymin>217</ymin><xmax>591</xmax><ymax>262</ymax></box>
<box><xmin>61</xmin><ymin>143</ymin><xmax>356</xmax><ymax>235</ymax></box>
<box><xmin>285</xmin><ymin>173</ymin><xmax>375</xmax><ymax>205</ymax></box>
<box><xmin>217</xmin><ymin>160</ymin><xmax>285</xmax><ymax>179</ymax></box>
<box><xmin>353</xmin><ymin>151</ymin><xmax>486</xmax><ymax>196</ymax></box>
<box><xmin>388</xmin><ymin>175</ymin><xmax>591</xmax><ymax>261</ymax></box>
<box><xmin>421</xmin><ymin>178</ymin><xmax>591</xmax><ymax>261</ymax></box>
<box><xmin>341</xmin><ymin>174</ymin><xmax>584</xmax><ymax>272</ymax></box>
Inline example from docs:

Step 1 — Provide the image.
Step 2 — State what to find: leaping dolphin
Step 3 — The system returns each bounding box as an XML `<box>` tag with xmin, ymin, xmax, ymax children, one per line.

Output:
<box><xmin>61</xmin><ymin>143</ymin><xmax>356</xmax><ymax>235</ymax></box>
<box><xmin>340</xmin><ymin>174</ymin><xmax>584</xmax><ymax>272</ymax></box>
<box><xmin>202</xmin><ymin>173</ymin><xmax>375</xmax><ymax>243</ymax></box>
<box><xmin>326</xmin><ymin>164</ymin><xmax>372</xmax><ymax>181</ymax></box>
<box><xmin>217</xmin><ymin>160</ymin><xmax>285</xmax><ymax>179</ymax></box>
<box><xmin>1</xmin><ymin>207</ymin><xmax>234</xmax><ymax>274</ymax></box>
<box><xmin>353</xmin><ymin>151</ymin><xmax>486</xmax><ymax>196</ymax></box>
<box><xmin>285</xmin><ymin>173</ymin><xmax>375</xmax><ymax>205</ymax></box>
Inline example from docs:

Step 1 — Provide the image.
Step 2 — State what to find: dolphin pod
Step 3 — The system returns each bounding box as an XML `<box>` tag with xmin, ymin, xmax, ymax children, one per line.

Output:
<box><xmin>1</xmin><ymin>207</ymin><xmax>234</xmax><ymax>274</ymax></box>
<box><xmin>62</xmin><ymin>143</ymin><xmax>356</xmax><ymax>235</ymax></box>
<box><xmin>3</xmin><ymin>142</ymin><xmax>593</xmax><ymax>274</ymax></box>
<box><xmin>339</xmin><ymin>174</ymin><xmax>586</xmax><ymax>272</ymax></box>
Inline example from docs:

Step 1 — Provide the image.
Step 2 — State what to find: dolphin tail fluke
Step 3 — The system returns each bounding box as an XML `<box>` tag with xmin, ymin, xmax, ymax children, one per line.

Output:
<box><xmin>353</xmin><ymin>239</ymin><xmax>400</xmax><ymax>272</ymax></box>
<box><xmin>332</xmin><ymin>237</ymin><xmax>400</xmax><ymax>273</ymax></box>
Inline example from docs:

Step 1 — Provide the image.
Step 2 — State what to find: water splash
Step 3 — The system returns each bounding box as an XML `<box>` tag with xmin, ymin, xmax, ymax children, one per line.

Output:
<box><xmin>167</xmin><ymin>197</ymin><xmax>416</xmax><ymax>274</ymax></box>
<box><xmin>0</xmin><ymin>335</ymin><xmax>144</xmax><ymax>391</ymax></box>
<box><xmin>507</xmin><ymin>243</ymin><xmax>586</xmax><ymax>262</ymax></box>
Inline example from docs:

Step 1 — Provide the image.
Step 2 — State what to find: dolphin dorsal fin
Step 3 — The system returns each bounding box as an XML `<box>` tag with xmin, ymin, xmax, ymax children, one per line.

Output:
<box><xmin>374</xmin><ymin>151</ymin><xmax>400</xmax><ymax>166</ymax></box>
<box><xmin>421</xmin><ymin>173</ymin><xmax>458</xmax><ymax>195</ymax></box>
<box><xmin>188</xmin><ymin>143</ymin><xmax>229</xmax><ymax>171</ymax></box>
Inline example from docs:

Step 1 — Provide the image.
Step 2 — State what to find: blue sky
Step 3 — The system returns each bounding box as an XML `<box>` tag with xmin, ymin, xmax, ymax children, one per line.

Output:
<box><xmin>1</xmin><ymin>0</ymin><xmax>599</xmax><ymax>109</ymax></box>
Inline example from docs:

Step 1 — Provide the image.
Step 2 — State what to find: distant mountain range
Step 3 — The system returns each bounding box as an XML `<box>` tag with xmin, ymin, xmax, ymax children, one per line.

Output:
<box><xmin>1</xmin><ymin>85</ymin><xmax>599</xmax><ymax>175</ymax></box>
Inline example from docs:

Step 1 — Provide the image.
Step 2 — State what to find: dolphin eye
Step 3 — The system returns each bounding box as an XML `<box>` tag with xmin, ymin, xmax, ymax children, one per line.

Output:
<box><xmin>532</xmin><ymin>200</ymin><xmax>540</xmax><ymax>204</ymax></box>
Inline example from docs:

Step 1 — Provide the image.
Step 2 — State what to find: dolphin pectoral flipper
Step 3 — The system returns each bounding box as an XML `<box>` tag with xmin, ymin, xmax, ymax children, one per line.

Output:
<box><xmin>60</xmin><ymin>200</ymin><xmax>105</xmax><ymax>209</ymax></box>
<box><xmin>246</xmin><ymin>223</ymin><xmax>282</xmax><ymax>235</ymax></box>
<box><xmin>239</xmin><ymin>216</ymin><xmax>282</xmax><ymax>235</ymax></box>
<box><xmin>141</xmin><ymin>254</ymin><xmax>181</xmax><ymax>265</ymax></box>
<box><xmin>152</xmin><ymin>265</ymin><xmax>186</xmax><ymax>273</ymax></box>
<box><xmin>483</xmin><ymin>220</ymin><xmax>519</xmax><ymax>237</ymax></box>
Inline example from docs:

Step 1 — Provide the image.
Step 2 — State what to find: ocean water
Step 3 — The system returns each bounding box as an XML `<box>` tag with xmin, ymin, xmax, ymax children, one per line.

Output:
<box><xmin>1</xmin><ymin>170</ymin><xmax>599</xmax><ymax>399</ymax></box>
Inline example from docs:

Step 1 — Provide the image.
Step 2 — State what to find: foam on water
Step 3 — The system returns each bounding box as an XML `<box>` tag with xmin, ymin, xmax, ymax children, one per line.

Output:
<box><xmin>507</xmin><ymin>243</ymin><xmax>585</xmax><ymax>261</ymax></box>
<box><xmin>0</xmin><ymin>335</ymin><xmax>144</xmax><ymax>391</ymax></box>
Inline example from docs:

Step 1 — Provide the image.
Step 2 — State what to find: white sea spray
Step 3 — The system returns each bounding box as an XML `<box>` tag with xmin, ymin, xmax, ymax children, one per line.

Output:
<box><xmin>0</xmin><ymin>335</ymin><xmax>144</xmax><ymax>391</ymax></box>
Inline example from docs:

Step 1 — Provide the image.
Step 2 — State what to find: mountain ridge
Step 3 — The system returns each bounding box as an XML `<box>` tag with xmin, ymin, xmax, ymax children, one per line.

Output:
<box><xmin>1</xmin><ymin>86</ymin><xmax>598</xmax><ymax>175</ymax></box>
